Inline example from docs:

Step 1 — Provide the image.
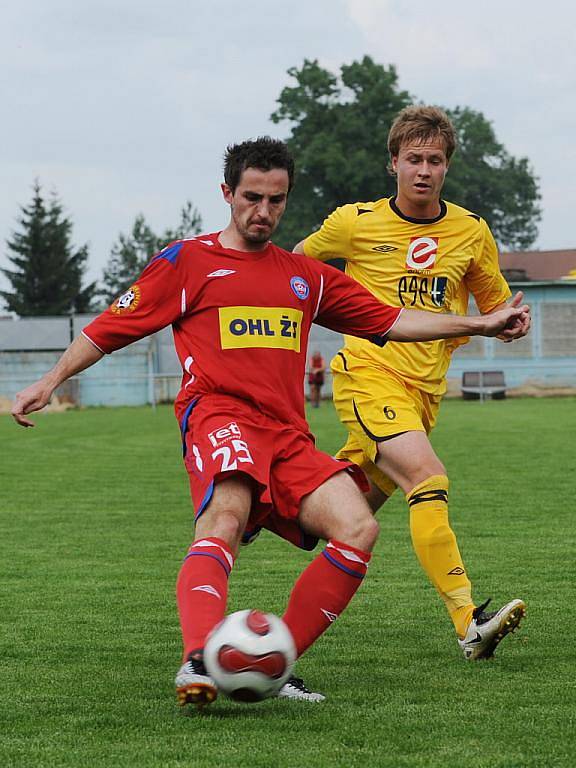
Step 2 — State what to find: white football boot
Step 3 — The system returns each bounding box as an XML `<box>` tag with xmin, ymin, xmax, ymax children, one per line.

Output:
<box><xmin>458</xmin><ymin>598</ymin><xmax>526</xmax><ymax>660</ymax></box>
<box><xmin>277</xmin><ymin>676</ymin><xmax>326</xmax><ymax>702</ymax></box>
<box><xmin>175</xmin><ymin>654</ymin><xmax>217</xmax><ymax>708</ymax></box>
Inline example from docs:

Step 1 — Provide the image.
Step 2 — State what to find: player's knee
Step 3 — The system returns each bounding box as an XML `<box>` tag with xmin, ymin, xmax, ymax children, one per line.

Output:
<box><xmin>218</xmin><ymin>511</ymin><xmax>246</xmax><ymax>543</ymax></box>
<box><xmin>196</xmin><ymin>509</ymin><xmax>246</xmax><ymax>550</ymax></box>
<box><xmin>403</xmin><ymin>464</ymin><xmax>446</xmax><ymax>493</ymax></box>
<box><xmin>338</xmin><ymin>509</ymin><xmax>379</xmax><ymax>552</ymax></box>
<box><xmin>432</xmin><ymin>460</ymin><xmax>446</xmax><ymax>477</ymax></box>
<box><xmin>358</xmin><ymin>514</ymin><xmax>380</xmax><ymax>550</ymax></box>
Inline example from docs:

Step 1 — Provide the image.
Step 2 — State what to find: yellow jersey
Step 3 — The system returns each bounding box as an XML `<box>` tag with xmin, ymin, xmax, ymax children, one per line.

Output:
<box><xmin>303</xmin><ymin>197</ymin><xmax>511</xmax><ymax>395</ymax></box>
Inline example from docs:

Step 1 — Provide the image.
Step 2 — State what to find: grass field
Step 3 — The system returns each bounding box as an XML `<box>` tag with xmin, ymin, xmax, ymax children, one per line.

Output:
<box><xmin>1</xmin><ymin>398</ymin><xmax>575</xmax><ymax>767</ymax></box>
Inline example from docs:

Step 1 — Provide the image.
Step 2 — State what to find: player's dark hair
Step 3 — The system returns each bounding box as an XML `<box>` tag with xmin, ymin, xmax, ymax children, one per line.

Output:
<box><xmin>387</xmin><ymin>106</ymin><xmax>457</xmax><ymax>171</ymax></box>
<box><xmin>224</xmin><ymin>137</ymin><xmax>295</xmax><ymax>193</ymax></box>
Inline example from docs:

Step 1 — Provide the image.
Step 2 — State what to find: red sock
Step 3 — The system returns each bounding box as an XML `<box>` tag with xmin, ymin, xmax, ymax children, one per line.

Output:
<box><xmin>282</xmin><ymin>539</ymin><xmax>371</xmax><ymax>657</ymax></box>
<box><xmin>176</xmin><ymin>537</ymin><xmax>235</xmax><ymax>660</ymax></box>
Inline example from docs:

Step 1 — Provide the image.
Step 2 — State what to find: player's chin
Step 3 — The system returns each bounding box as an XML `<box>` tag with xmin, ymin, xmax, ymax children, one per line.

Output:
<box><xmin>245</xmin><ymin>230</ymin><xmax>271</xmax><ymax>244</ymax></box>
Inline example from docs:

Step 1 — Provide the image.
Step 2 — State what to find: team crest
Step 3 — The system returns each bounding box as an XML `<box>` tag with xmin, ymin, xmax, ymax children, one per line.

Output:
<box><xmin>110</xmin><ymin>284</ymin><xmax>141</xmax><ymax>314</ymax></box>
<box><xmin>406</xmin><ymin>237</ymin><xmax>439</xmax><ymax>270</ymax></box>
<box><xmin>290</xmin><ymin>275</ymin><xmax>309</xmax><ymax>300</ymax></box>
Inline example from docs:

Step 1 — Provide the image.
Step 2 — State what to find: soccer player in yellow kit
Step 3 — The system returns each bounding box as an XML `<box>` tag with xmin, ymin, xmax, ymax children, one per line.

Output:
<box><xmin>294</xmin><ymin>106</ymin><xmax>528</xmax><ymax>660</ymax></box>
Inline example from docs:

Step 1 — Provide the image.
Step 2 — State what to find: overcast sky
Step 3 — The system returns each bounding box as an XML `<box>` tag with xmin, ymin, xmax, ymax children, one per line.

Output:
<box><xmin>2</xmin><ymin>0</ymin><xmax>574</xmax><ymax>301</ymax></box>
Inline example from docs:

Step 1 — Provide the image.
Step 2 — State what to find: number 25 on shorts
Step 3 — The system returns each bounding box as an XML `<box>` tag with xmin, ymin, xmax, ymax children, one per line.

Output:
<box><xmin>212</xmin><ymin>440</ymin><xmax>254</xmax><ymax>472</ymax></box>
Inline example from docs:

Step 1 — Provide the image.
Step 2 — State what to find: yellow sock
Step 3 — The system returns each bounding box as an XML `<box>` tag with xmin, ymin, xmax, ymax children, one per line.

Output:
<box><xmin>407</xmin><ymin>474</ymin><xmax>474</xmax><ymax>638</ymax></box>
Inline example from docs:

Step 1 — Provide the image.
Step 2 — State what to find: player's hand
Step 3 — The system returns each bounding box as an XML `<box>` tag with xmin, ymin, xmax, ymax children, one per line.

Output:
<box><xmin>482</xmin><ymin>303</ymin><xmax>531</xmax><ymax>339</ymax></box>
<box><xmin>496</xmin><ymin>291</ymin><xmax>531</xmax><ymax>342</ymax></box>
<box><xmin>11</xmin><ymin>380</ymin><xmax>54</xmax><ymax>427</ymax></box>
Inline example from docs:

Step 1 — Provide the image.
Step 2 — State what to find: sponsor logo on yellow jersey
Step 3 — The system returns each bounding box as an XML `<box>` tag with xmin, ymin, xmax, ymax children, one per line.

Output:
<box><xmin>406</xmin><ymin>237</ymin><xmax>439</xmax><ymax>270</ymax></box>
<box><xmin>219</xmin><ymin>306</ymin><xmax>302</xmax><ymax>351</ymax></box>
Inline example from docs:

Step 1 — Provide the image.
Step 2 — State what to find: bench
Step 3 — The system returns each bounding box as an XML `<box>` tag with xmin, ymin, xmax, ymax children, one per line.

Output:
<box><xmin>461</xmin><ymin>370</ymin><xmax>507</xmax><ymax>401</ymax></box>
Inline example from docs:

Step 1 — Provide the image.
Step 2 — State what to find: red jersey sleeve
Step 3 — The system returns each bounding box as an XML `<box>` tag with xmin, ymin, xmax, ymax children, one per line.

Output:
<box><xmin>83</xmin><ymin>244</ymin><xmax>186</xmax><ymax>354</ymax></box>
<box><xmin>313</xmin><ymin>262</ymin><xmax>401</xmax><ymax>344</ymax></box>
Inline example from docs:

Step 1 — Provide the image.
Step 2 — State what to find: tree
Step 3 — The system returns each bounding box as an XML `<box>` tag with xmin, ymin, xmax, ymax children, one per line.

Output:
<box><xmin>1</xmin><ymin>182</ymin><xmax>96</xmax><ymax>316</ymax></box>
<box><xmin>99</xmin><ymin>202</ymin><xmax>202</xmax><ymax>304</ymax></box>
<box><xmin>271</xmin><ymin>57</ymin><xmax>411</xmax><ymax>249</ymax></box>
<box><xmin>271</xmin><ymin>57</ymin><xmax>541</xmax><ymax>250</ymax></box>
<box><xmin>443</xmin><ymin>107</ymin><xmax>540</xmax><ymax>249</ymax></box>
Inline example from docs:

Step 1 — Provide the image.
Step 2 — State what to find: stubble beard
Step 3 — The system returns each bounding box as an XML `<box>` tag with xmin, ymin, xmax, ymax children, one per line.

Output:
<box><xmin>233</xmin><ymin>210</ymin><xmax>274</xmax><ymax>244</ymax></box>
<box><xmin>242</xmin><ymin>228</ymin><xmax>270</xmax><ymax>244</ymax></box>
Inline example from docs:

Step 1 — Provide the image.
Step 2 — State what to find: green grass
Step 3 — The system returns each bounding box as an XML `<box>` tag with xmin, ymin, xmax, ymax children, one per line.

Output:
<box><xmin>1</xmin><ymin>399</ymin><xmax>575</xmax><ymax>767</ymax></box>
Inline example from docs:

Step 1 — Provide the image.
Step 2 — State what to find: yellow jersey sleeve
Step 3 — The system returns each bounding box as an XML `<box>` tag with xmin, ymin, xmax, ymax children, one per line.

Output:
<box><xmin>302</xmin><ymin>204</ymin><xmax>357</xmax><ymax>262</ymax></box>
<box><xmin>464</xmin><ymin>220</ymin><xmax>511</xmax><ymax>312</ymax></box>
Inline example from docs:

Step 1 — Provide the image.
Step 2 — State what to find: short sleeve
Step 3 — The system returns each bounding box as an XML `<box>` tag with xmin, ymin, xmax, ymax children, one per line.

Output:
<box><xmin>83</xmin><ymin>244</ymin><xmax>187</xmax><ymax>353</ymax></box>
<box><xmin>464</xmin><ymin>220</ymin><xmax>511</xmax><ymax>313</ymax></box>
<box><xmin>302</xmin><ymin>205</ymin><xmax>356</xmax><ymax>262</ymax></box>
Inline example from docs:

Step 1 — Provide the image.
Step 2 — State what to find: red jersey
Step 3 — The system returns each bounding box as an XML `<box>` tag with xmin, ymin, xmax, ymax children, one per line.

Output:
<box><xmin>84</xmin><ymin>234</ymin><xmax>401</xmax><ymax>431</ymax></box>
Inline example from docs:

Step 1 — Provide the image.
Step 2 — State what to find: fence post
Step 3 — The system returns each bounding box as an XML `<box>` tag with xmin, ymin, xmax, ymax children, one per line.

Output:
<box><xmin>148</xmin><ymin>337</ymin><xmax>156</xmax><ymax>411</ymax></box>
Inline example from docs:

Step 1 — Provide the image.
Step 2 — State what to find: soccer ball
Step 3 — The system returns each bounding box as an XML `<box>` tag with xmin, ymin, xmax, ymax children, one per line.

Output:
<box><xmin>204</xmin><ymin>609</ymin><xmax>296</xmax><ymax>702</ymax></box>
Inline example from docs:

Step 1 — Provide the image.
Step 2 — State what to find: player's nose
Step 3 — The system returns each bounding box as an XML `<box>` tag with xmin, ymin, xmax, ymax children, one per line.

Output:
<box><xmin>255</xmin><ymin>201</ymin><xmax>271</xmax><ymax>219</ymax></box>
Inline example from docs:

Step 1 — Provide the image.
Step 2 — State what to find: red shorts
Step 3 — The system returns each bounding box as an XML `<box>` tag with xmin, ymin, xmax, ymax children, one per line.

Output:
<box><xmin>180</xmin><ymin>394</ymin><xmax>366</xmax><ymax>547</ymax></box>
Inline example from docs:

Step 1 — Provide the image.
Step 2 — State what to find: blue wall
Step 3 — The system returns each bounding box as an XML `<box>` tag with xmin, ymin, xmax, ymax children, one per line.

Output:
<box><xmin>448</xmin><ymin>282</ymin><xmax>576</xmax><ymax>388</ymax></box>
<box><xmin>1</xmin><ymin>282</ymin><xmax>575</xmax><ymax>407</ymax></box>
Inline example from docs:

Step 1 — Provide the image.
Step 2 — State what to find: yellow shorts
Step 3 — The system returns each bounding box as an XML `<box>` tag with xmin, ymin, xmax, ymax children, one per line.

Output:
<box><xmin>331</xmin><ymin>351</ymin><xmax>442</xmax><ymax>497</ymax></box>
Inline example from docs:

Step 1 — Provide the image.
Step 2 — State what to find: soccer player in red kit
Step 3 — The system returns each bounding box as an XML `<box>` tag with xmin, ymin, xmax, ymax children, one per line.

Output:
<box><xmin>12</xmin><ymin>138</ymin><xmax>530</xmax><ymax>707</ymax></box>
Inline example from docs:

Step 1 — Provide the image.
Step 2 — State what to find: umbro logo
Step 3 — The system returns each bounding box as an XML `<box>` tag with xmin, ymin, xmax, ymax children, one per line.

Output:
<box><xmin>206</xmin><ymin>269</ymin><xmax>236</xmax><ymax>278</ymax></box>
<box><xmin>191</xmin><ymin>585</ymin><xmax>222</xmax><ymax>599</ymax></box>
<box><xmin>448</xmin><ymin>567</ymin><xmax>465</xmax><ymax>576</ymax></box>
<box><xmin>321</xmin><ymin>609</ymin><xmax>338</xmax><ymax>623</ymax></box>
<box><xmin>372</xmin><ymin>244</ymin><xmax>397</xmax><ymax>253</ymax></box>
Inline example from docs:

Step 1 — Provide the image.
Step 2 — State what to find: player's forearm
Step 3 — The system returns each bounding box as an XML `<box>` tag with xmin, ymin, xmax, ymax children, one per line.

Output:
<box><xmin>12</xmin><ymin>334</ymin><xmax>104</xmax><ymax>427</ymax></box>
<box><xmin>388</xmin><ymin>310</ymin><xmax>492</xmax><ymax>342</ymax></box>
<box><xmin>43</xmin><ymin>334</ymin><xmax>104</xmax><ymax>390</ymax></box>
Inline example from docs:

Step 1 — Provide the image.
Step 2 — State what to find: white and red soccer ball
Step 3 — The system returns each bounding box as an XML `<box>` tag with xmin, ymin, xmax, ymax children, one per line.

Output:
<box><xmin>204</xmin><ymin>609</ymin><xmax>296</xmax><ymax>702</ymax></box>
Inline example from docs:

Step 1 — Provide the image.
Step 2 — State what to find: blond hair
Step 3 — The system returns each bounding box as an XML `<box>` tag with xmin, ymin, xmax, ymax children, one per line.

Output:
<box><xmin>388</xmin><ymin>106</ymin><xmax>457</xmax><ymax>165</ymax></box>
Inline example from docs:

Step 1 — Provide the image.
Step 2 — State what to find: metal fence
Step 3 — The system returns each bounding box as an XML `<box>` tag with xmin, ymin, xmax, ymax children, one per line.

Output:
<box><xmin>2</xmin><ymin>288</ymin><xmax>576</xmax><ymax>407</ymax></box>
<box><xmin>0</xmin><ymin>316</ymin><xmax>343</xmax><ymax>406</ymax></box>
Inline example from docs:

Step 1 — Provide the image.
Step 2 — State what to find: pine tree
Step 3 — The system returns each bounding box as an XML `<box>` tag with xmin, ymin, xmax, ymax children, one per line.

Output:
<box><xmin>1</xmin><ymin>182</ymin><xmax>96</xmax><ymax>315</ymax></box>
<box><xmin>99</xmin><ymin>202</ymin><xmax>202</xmax><ymax>304</ymax></box>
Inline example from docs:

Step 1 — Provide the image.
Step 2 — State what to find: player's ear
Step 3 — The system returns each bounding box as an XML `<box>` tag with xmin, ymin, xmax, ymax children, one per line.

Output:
<box><xmin>221</xmin><ymin>183</ymin><xmax>233</xmax><ymax>205</ymax></box>
<box><xmin>391</xmin><ymin>156</ymin><xmax>398</xmax><ymax>173</ymax></box>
